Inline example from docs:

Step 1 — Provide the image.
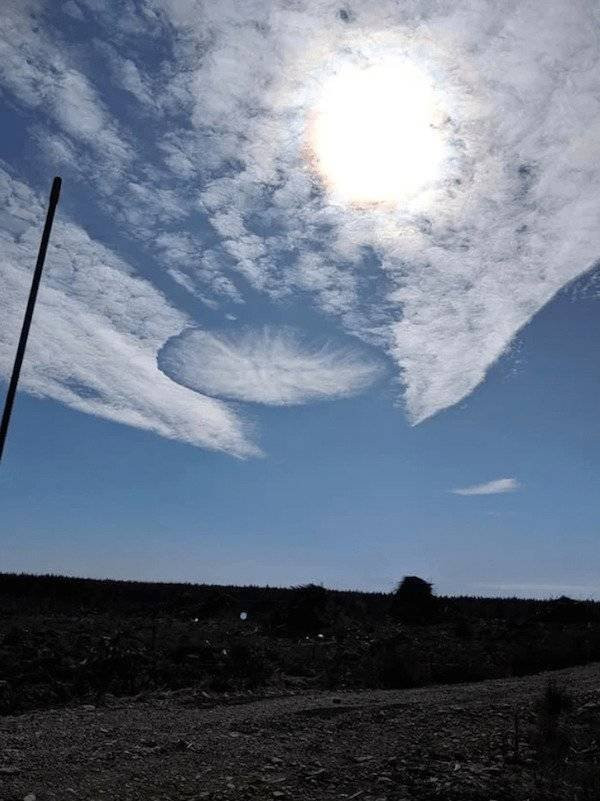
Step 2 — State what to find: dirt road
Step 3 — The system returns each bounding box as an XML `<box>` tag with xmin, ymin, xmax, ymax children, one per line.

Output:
<box><xmin>1</xmin><ymin>663</ymin><xmax>599</xmax><ymax>801</ymax></box>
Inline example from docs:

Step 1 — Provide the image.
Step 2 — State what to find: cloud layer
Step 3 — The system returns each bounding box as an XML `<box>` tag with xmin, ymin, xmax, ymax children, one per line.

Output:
<box><xmin>452</xmin><ymin>478</ymin><xmax>520</xmax><ymax>496</ymax></box>
<box><xmin>158</xmin><ymin>326</ymin><xmax>383</xmax><ymax>405</ymax></box>
<box><xmin>2</xmin><ymin>0</ymin><xmax>600</xmax><ymax>446</ymax></box>
<box><xmin>145</xmin><ymin>0</ymin><xmax>600</xmax><ymax>424</ymax></box>
<box><xmin>0</xmin><ymin>169</ymin><xmax>257</xmax><ymax>457</ymax></box>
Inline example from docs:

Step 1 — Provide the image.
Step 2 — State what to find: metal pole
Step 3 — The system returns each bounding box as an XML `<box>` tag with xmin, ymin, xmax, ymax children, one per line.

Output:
<box><xmin>0</xmin><ymin>177</ymin><xmax>62</xmax><ymax>463</ymax></box>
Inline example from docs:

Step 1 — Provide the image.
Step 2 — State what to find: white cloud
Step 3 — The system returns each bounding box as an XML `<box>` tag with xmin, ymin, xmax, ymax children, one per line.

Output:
<box><xmin>451</xmin><ymin>478</ymin><xmax>520</xmax><ymax>496</ymax></box>
<box><xmin>150</xmin><ymin>0</ymin><xmax>600</xmax><ymax>423</ymax></box>
<box><xmin>0</xmin><ymin>169</ymin><xmax>258</xmax><ymax>457</ymax></box>
<box><xmin>0</xmin><ymin>0</ymin><xmax>131</xmax><ymax>164</ymax></box>
<box><xmin>94</xmin><ymin>40</ymin><xmax>158</xmax><ymax>110</ymax></box>
<box><xmin>4</xmin><ymin>0</ymin><xmax>600</xmax><ymax>431</ymax></box>
<box><xmin>155</xmin><ymin>233</ymin><xmax>243</xmax><ymax>304</ymax></box>
<box><xmin>158</xmin><ymin>326</ymin><xmax>383</xmax><ymax>405</ymax></box>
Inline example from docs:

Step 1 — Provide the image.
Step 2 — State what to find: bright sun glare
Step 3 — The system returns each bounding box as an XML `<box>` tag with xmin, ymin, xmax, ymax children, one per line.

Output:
<box><xmin>312</xmin><ymin>59</ymin><xmax>446</xmax><ymax>205</ymax></box>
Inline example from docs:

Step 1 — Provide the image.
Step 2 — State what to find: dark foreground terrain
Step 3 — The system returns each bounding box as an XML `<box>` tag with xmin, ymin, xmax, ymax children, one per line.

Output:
<box><xmin>2</xmin><ymin>574</ymin><xmax>600</xmax><ymax>799</ymax></box>
<box><xmin>2</xmin><ymin>574</ymin><xmax>600</xmax><ymax>716</ymax></box>
<box><xmin>1</xmin><ymin>663</ymin><xmax>600</xmax><ymax>801</ymax></box>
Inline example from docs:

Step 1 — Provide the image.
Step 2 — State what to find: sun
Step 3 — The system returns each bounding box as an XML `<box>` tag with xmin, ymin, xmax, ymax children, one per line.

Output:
<box><xmin>311</xmin><ymin>58</ymin><xmax>447</xmax><ymax>205</ymax></box>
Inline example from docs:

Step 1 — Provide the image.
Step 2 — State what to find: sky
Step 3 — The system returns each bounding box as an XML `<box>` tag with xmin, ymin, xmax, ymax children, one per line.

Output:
<box><xmin>1</xmin><ymin>0</ymin><xmax>600</xmax><ymax>598</ymax></box>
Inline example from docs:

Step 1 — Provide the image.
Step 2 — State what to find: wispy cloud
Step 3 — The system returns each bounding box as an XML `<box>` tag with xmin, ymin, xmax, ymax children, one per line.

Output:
<box><xmin>0</xmin><ymin>169</ymin><xmax>258</xmax><ymax>457</ymax></box>
<box><xmin>158</xmin><ymin>326</ymin><xmax>383</xmax><ymax>406</ymax></box>
<box><xmin>1</xmin><ymin>1</ymin><xmax>131</xmax><ymax>165</ymax></box>
<box><xmin>3</xmin><ymin>0</ymin><xmax>600</xmax><ymax>443</ymax></box>
<box><xmin>151</xmin><ymin>0</ymin><xmax>600</xmax><ymax>422</ymax></box>
<box><xmin>62</xmin><ymin>1</ymin><xmax>84</xmax><ymax>21</ymax></box>
<box><xmin>94</xmin><ymin>40</ymin><xmax>159</xmax><ymax>111</ymax></box>
<box><xmin>451</xmin><ymin>478</ymin><xmax>520</xmax><ymax>496</ymax></box>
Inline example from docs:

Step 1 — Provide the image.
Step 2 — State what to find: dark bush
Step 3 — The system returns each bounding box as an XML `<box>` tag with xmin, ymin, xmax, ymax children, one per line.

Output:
<box><xmin>271</xmin><ymin>583</ymin><xmax>331</xmax><ymax>635</ymax></box>
<box><xmin>531</xmin><ymin>681</ymin><xmax>575</xmax><ymax>785</ymax></box>
<box><xmin>390</xmin><ymin>576</ymin><xmax>437</xmax><ymax>623</ymax></box>
<box><xmin>536</xmin><ymin>681</ymin><xmax>574</xmax><ymax>720</ymax></box>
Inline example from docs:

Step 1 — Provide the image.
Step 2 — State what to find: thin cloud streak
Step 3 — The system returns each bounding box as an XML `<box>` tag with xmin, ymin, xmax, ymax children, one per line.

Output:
<box><xmin>451</xmin><ymin>478</ymin><xmax>520</xmax><ymax>496</ymax></box>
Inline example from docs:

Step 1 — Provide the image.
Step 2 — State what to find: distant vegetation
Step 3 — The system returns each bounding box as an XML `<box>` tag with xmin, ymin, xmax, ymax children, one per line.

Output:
<box><xmin>1</xmin><ymin>572</ymin><xmax>599</xmax><ymax>714</ymax></box>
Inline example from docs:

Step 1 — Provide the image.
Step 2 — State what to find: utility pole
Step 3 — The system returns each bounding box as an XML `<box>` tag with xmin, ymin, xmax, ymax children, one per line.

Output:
<box><xmin>0</xmin><ymin>177</ymin><xmax>62</xmax><ymax>463</ymax></box>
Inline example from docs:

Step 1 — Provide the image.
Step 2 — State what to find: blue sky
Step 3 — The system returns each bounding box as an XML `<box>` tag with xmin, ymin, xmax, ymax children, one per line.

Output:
<box><xmin>1</xmin><ymin>0</ymin><xmax>600</xmax><ymax>598</ymax></box>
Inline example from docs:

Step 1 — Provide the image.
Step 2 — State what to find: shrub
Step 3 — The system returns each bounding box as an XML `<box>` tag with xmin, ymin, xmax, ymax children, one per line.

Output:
<box><xmin>533</xmin><ymin>681</ymin><xmax>574</xmax><ymax>766</ymax></box>
<box><xmin>390</xmin><ymin>576</ymin><xmax>437</xmax><ymax>623</ymax></box>
<box><xmin>537</xmin><ymin>681</ymin><xmax>574</xmax><ymax>719</ymax></box>
<box><xmin>271</xmin><ymin>584</ymin><xmax>331</xmax><ymax>636</ymax></box>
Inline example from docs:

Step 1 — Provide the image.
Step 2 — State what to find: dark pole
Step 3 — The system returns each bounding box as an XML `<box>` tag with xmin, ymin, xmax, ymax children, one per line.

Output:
<box><xmin>0</xmin><ymin>177</ymin><xmax>62</xmax><ymax>463</ymax></box>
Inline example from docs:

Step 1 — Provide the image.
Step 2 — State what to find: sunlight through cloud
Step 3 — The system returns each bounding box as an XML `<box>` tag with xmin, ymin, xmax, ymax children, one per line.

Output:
<box><xmin>311</xmin><ymin>58</ymin><xmax>447</xmax><ymax>205</ymax></box>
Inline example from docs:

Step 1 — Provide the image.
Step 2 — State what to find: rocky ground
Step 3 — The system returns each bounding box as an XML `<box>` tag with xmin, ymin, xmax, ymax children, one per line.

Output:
<box><xmin>1</xmin><ymin>663</ymin><xmax>600</xmax><ymax>801</ymax></box>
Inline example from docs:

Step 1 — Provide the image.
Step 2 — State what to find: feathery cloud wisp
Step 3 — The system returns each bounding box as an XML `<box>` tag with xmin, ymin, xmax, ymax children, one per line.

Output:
<box><xmin>158</xmin><ymin>326</ymin><xmax>383</xmax><ymax>406</ymax></box>
<box><xmin>451</xmin><ymin>478</ymin><xmax>520</xmax><ymax>496</ymax></box>
<box><xmin>0</xmin><ymin>169</ymin><xmax>258</xmax><ymax>457</ymax></box>
<box><xmin>1</xmin><ymin>0</ymin><xmax>131</xmax><ymax>165</ymax></box>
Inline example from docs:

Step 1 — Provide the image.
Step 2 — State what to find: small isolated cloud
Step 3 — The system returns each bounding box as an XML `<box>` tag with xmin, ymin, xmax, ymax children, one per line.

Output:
<box><xmin>451</xmin><ymin>478</ymin><xmax>520</xmax><ymax>496</ymax></box>
<box><xmin>158</xmin><ymin>326</ymin><xmax>383</xmax><ymax>406</ymax></box>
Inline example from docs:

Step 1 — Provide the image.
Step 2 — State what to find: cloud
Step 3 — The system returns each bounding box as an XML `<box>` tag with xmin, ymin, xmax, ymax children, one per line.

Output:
<box><xmin>62</xmin><ymin>1</ymin><xmax>84</xmax><ymax>20</ymax></box>
<box><xmin>94</xmin><ymin>40</ymin><xmax>158</xmax><ymax>110</ymax></box>
<box><xmin>451</xmin><ymin>478</ymin><xmax>520</xmax><ymax>496</ymax></box>
<box><xmin>4</xmin><ymin>0</ymin><xmax>600</xmax><ymax>432</ymax></box>
<box><xmin>1</xmin><ymin>1</ymin><xmax>131</xmax><ymax>164</ymax></box>
<box><xmin>0</xmin><ymin>169</ymin><xmax>258</xmax><ymax>457</ymax></box>
<box><xmin>150</xmin><ymin>0</ymin><xmax>600</xmax><ymax>423</ymax></box>
<box><xmin>158</xmin><ymin>326</ymin><xmax>383</xmax><ymax>405</ymax></box>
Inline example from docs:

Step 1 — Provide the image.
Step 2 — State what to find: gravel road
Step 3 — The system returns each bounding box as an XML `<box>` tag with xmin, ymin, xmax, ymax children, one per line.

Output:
<box><xmin>1</xmin><ymin>663</ymin><xmax>599</xmax><ymax>801</ymax></box>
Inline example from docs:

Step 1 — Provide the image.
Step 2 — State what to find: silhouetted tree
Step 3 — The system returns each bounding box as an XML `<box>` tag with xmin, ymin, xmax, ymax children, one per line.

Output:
<box><xmin>390</xmin><ymin>576</ymin><xmax>437</xmax><ymax>623</ymax></box>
